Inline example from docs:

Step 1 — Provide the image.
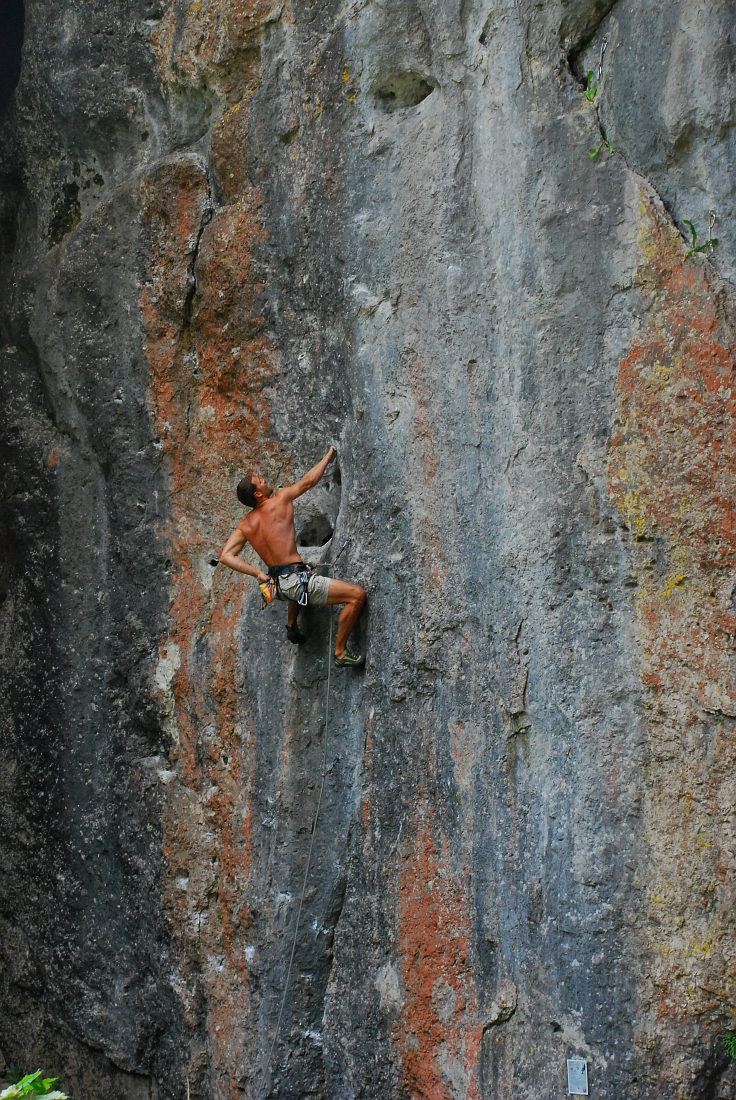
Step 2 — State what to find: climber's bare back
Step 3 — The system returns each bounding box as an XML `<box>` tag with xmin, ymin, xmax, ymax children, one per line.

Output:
<box><xmin>236</xmin><ymin>479</ymin><xmax>301</xmax><ymax>567</ymax></box>
<box><xmin>220</xmin><ymin>449</ymin><xmax>337</xmax><ymax>580</ymax></box>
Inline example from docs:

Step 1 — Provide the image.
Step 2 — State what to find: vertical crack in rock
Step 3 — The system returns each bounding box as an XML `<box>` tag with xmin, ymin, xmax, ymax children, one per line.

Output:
<box><xmin>182</xmin><ymin>181</ymin><xmax>212</xmax><ymax>337</ymax></box>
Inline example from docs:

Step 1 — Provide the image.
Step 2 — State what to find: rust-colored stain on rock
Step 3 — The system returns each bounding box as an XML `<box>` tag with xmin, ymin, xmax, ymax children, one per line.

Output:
<box><xmin>398</xmin><ymin>798</ymin><xmax>481</xmax><ymax>1100</ymax></box>
<box><xmin>151</xmin><ymin>0</ymin><xmax>276</xmax><ymax>107</ymax></box>
<box><xmin>137</xmin><ymin>6</ymin><xmax>289</xmax><ymax>1082</ymax></box>
<box><xmin>138</xmin><ymin>158</ymin><xmax>255</xmax><ymax>1091</ymax></box>
<box><xmin>608</xmin><ymin>192</ymin><xmax>736</xmax><ymax>1076</ymax></box>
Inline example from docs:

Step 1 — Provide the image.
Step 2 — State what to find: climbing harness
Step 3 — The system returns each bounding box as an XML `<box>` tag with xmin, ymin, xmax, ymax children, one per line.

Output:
<box><xmin>259</xmin><ymin>540</ymin><xmax>351</xmax><ymax>610</ymax></box>
<box><xmin>256</xmin><ymin>536</ymin><xmax>352</xmax><ymax>1096</ymax></box>
<box><xmin>262</xmin><ymin>561</ymin><xmax>312</xmax><ymax>607</ymax></box>
<box><xmin>257</xmin><ymin>611</ymin><xmax>335</xmax><ymax>1098</ymax></box>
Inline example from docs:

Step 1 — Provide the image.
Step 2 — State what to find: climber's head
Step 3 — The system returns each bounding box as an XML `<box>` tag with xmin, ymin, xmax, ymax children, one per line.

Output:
<box><xmin>237</xmin><ymin>474</ymin><xmax>272</xmax><ymax>508</ymax></box>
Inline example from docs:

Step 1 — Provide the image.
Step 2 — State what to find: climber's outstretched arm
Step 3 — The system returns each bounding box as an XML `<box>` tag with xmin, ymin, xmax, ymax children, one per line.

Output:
<box><xmin>219</xmin><ymin>528</ymin><xmax>269</xmax><ymax>581</ymax></box>
<box><xmin>280</xmin><ymin>446</ymin><xmax>336</xmax><ymax>503</ymax></box>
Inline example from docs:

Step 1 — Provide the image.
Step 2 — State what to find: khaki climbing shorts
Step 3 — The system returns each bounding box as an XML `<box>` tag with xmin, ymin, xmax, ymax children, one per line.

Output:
<box><xmin>276</xmin><ymin>568</ymin><xmax>331</xmax><ymax>606</ymax></box>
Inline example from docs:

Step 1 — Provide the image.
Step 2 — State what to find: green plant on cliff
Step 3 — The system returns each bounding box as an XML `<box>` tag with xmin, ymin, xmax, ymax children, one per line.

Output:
<box><xmin>0</xmin><ymin>1071</ymin><xmax>68</xmax><ymax>1100</ymax></box>
<box><xmin>684</xmin><ymin>219</ymin><xmax>719</xmax><ymax>257</ymax></box>
<box><xmin>724</xmin><ymin>1029</ymin><xmax>736</xmax><ymax>1059</ymax></box>
<box><xmin>589</xmin><ymin>136</ymin><xmax>613</xmax><ymax>158</ymax></box>
<box><xmin>583</xmin><ymin>70</ymin><xmax>598</xmax><ymax>101</ymax></box>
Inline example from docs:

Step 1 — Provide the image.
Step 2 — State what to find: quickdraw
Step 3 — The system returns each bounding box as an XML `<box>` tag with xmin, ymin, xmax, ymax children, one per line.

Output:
<box><xmin>296</xmin><ymin>568</ymin><xmax>310</xmax><ymax>607</ymax></box>
<box><xmin>596</xmin><ymin>36</ymin><xmax>608</xmax><ymax>82</ymax></box>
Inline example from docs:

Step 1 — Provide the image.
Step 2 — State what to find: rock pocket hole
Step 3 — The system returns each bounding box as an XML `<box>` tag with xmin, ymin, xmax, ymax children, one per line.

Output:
<box><xmin>479</xmin><ymin>13</ymin><xmax>495</xmax><ymax>46</ymax></box>
<box><xmin>297</xmin><ymin>515</ymin><xmax>334</xmax><ymax>548</ymax></box>
<box><xmin>373</xmin><ymin>70</ymin><xmax>437</xmax><ymax>113</ymax></box>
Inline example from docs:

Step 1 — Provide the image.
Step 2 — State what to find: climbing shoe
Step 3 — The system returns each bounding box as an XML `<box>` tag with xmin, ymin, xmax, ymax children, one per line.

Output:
<box><xmin>334</xmin><ymin>649</ymin><xmax>365</xmax><ymax>668</ymax></box>
<box><xmin>286</xmin><ymin>624</ymin><xmax>307</xmax><ymax>644</ymax></box>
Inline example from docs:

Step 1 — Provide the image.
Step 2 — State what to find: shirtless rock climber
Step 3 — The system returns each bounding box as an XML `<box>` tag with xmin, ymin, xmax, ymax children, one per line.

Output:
<box><xmin>219</xmin><ymin>446</ymin><xmax>366</xmax><ymax>667</ymax></box>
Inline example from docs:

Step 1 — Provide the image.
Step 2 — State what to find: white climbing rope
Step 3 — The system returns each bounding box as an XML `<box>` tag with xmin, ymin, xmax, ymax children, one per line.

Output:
<box><xmin>255</xmin><ymin>539</ymin><xmax>349</xmax><ymax>1091</ymax></box>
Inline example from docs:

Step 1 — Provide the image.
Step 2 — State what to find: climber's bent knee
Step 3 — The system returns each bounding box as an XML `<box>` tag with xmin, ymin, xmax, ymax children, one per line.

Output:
<box><xmin>326</xmin><ymin>578</ymin><xmax>366</xmax><ymax>608</ymax></box>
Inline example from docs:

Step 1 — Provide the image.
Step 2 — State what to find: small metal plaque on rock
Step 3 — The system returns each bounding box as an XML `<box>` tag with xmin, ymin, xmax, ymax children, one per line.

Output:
<box><xmin>567</xmin><ymin>1059</ymin><xmax>589</xmax><ymax>1095</ymax></box>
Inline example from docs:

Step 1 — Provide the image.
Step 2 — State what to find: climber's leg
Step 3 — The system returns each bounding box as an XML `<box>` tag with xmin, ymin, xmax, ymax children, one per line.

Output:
<box><xmin>285</xmin><ymin>599</ymin><xmax>306</xmax><ymax>644</ymax></box>
<box><xmin>326</xmin><ymin>578</ymin><xmax>366</xmax><ymax>661</ymax></box>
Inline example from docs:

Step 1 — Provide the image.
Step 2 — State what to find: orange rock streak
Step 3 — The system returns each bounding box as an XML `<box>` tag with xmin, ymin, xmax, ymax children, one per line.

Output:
<box><xmin>607</xmin><ymin>192</ymin><xmax>736</xmax><ymax>1076</ymax></box>
<box><xmin>398</xmin><ymin>801</ymin><xmax>481</xmax><ymax>1100</ymax></box>
<box><xmin>138</xmin><ymin>150</ymin><xmax>287</xmax><ymax>1093</ymax></box>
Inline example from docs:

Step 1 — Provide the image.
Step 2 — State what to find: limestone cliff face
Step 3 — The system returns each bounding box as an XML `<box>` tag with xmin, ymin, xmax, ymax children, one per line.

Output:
<box><xmin>1</xmin><ymin>1</ymin><xmax>736</xmax><ymax>1098</ymax></box>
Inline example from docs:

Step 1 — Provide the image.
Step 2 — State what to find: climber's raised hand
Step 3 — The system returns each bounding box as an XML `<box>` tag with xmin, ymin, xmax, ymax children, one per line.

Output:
<box><xmin>280</xmin><ymin>446</ymin><xmax>336</xmax><ymax>503</ymax></box>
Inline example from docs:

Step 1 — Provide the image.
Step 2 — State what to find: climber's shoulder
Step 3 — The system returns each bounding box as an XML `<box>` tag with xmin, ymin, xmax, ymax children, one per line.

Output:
<box><xmin>265</xmin><ymin>487</ymin><xmax>293</xmax><ymax>510</ymax></box>
<box><xmin>235</xmin><ymin>512</ymin><xmax>255</xmax><ymax>538</ymax></box>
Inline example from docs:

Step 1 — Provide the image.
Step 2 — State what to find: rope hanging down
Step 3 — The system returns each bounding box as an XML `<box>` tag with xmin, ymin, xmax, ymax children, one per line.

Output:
<box><xmin>257</xmin><ymin>539</ymin><xmax>349</xmax><ymax>1096</ymax></box>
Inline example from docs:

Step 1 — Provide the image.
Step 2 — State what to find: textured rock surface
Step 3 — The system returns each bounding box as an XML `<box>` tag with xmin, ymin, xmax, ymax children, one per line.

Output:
<box><xmin>1</xmin><ymin>1</ymin><xmax>736</xmax><ymax>1098</ymax></box>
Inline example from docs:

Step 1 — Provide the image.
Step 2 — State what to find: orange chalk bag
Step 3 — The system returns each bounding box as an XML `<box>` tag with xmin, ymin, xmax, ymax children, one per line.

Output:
<box><xmin>258</xmin><ymin>577</ymin><xmax>279</xmax><ymax>607</ymax></box>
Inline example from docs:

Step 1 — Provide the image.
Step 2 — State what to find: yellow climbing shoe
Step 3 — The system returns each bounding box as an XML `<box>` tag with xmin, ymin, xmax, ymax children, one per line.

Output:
<box><xmin>334</xmin><ymin>649</ymin><xmax>365</xmax><ymax>668</ymax></box>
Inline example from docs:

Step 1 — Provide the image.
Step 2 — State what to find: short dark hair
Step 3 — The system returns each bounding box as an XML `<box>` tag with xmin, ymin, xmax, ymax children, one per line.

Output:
<box><xmin>237</xmin><ymin>476</ymin><xmax>258</xmax><ymax>508</ymax></box>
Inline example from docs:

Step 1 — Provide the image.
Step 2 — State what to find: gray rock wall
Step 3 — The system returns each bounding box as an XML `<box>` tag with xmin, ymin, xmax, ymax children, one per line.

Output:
<box><xmin>1</xmin><ymin>1</ymin><xmax>735</xmax><ymax>1098</ymax></box>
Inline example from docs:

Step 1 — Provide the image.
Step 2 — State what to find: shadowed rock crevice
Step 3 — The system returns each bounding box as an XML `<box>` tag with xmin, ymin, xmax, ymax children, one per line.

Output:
<box><xmin>563</xmin><ymin>0</ymin><xmax>620</xmax><ymax>68</ymax></box>
<box><xmin>182</xmin><ymin>174</ymin><xmax>213</xmax><ymax>335</ymax></box>
<box><xmin>297</xmin><ymin>513</ymin><xmax>334</xmax><ymax>547</ymax></box>
<box><xmin>47</xmin><ymin>181</ymin><xmax>81</xmax><ymax>246</ymax></box>
<box><xmin>0</xmin><ymin>0</ymin><xmax>24</xmax><ymax>120</ymax></box>
<box><xmin>371</xmin><ymin>70</ymin><xmax>438</xmax><ymax>112</ymax></box>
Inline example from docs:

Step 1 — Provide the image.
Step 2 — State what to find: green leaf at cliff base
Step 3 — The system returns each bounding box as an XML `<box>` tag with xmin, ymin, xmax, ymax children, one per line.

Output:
<box><xmin>0</xmin><ymin>1071</ymin><xmax>69</xmax><ymax>1100</ymax></box>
